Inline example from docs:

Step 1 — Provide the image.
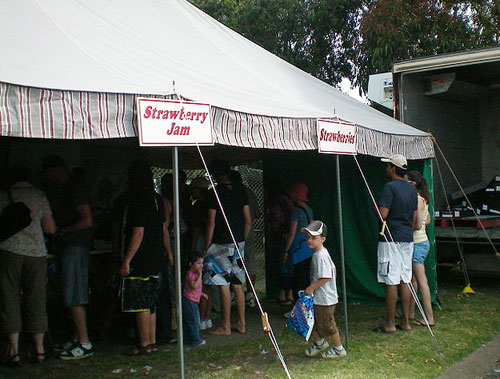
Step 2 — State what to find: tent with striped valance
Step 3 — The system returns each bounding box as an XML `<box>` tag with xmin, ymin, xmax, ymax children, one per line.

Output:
<box><xmin>0</xmin><ymin>0</ymin><xmax>437</xmax><ymax>306</ymax></box>
<box><xmin>0</xmin><ymin>0</ymin><xmax>433</xmax><ymax>160</ymax></box>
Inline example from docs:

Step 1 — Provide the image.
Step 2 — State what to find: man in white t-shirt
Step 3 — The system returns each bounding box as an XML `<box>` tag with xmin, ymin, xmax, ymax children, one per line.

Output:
<box><xmin>302</xmin><ymin>221</ymin><xmax>346</xmax><ymax>359</ymax></box>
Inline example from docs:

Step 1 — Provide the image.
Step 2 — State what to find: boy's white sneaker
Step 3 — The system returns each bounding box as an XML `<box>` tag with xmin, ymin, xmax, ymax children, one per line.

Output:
<box><xmin>321</xmin><ymin>347</ymin><xmax>347</xmax><ymax>359</ymax></box>
<box><xmin>305</xmin><ymin>340</ymin><xmax>329</xmax><ymax>357</ymax></box>
<box><xmin>206</xmin><ymin>319</ymin><xmax>212</xmax><ymax>329</ymax></box>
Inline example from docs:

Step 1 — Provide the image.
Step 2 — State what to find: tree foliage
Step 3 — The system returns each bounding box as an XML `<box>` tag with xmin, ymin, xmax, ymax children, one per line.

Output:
<box><xmin>355</xmin><ymin>0</ymin><xmax>500</xmax><ymax>91</ymax></box>
<box><xmin>189</xmin><ymin>0</ymin><xmax>500</xmax><ymax>93</ymax></box>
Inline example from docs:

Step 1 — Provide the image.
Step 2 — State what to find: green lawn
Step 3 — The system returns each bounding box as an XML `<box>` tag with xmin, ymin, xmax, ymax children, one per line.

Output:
<box><xmin>2</xmin><ymin>268</ymin><xmax>500</xmax><ymax>378</ymax></box>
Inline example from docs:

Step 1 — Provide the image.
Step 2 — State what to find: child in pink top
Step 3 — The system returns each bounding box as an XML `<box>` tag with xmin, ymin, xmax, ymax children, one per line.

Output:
<box><xmin>182</xmin><ymin>253</ymin><xmax>207</xmax><ymax>347</ymax></box>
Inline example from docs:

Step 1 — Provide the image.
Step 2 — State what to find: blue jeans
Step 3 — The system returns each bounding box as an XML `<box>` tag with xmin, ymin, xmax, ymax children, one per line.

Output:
<box><xmin>182</xmin><ymin>296</ymin><xmax>202</xmax><ymax>346</ymax></box>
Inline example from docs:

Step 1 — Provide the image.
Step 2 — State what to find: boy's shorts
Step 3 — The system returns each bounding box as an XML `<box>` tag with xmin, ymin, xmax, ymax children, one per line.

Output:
<box><xmin>121</xmin><ymin>274</ymin><xmax>160</xmax><ymax>312</ymax></box>
<box><xmin>310</xmin><ymin>304</ymin><xmax>338</xmax><ymax>341</ymax></box>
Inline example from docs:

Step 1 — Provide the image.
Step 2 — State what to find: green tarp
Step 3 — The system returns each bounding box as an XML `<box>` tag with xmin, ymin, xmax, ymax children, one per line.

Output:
<box><xmin>264</xmin><ymin>150</ymin><xmax>437</xmax><ymax>304</ymax></box>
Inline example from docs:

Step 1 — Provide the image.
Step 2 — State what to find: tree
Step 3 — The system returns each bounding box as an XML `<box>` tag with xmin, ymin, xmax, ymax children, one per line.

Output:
<box><xmin>189</xmin><ymin>0</ymin><xmax>499</xmax><ymax>94</ymax></box>
<box><xmin>355</xmin><ymin>0</ymin><xmax>500</xmax><ymax>92</ymax></box>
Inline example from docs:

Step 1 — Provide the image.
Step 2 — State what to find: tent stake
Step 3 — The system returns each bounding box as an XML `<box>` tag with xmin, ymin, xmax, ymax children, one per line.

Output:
<box><xmin>173</xmin><ymin>146</ymin><xmax>185</xmax><ymax>379</ymax></box>
<box><xmin>336</xmin><ymin>155</ymin><xmax>349</xmax><ymax>349</ymax></box>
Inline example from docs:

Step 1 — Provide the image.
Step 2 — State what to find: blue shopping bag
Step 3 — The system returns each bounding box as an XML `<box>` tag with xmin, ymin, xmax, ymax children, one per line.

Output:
<box><xmin>287</xmin><ymin>291</ymin><xmax>315</xmax><ymax>341</ymax></box>
<box><xmin>289</xmin><ymin>233</ymin><xmax>314</xmax><ymax>265</ymax></box>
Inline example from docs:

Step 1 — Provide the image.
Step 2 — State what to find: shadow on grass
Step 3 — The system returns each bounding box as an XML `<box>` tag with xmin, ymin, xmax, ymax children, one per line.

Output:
<box><xmin>2</xmin><ymin>269</ymin><xmax>499</xmax><ymax>378</ymax></box>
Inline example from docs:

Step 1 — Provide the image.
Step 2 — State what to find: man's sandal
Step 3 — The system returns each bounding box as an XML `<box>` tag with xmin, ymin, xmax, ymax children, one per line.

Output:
<box><xmin>32</xmin><ymin>353</ymin><xmax>48</xmax><ymax>364</ymax></box>
<box><xmin>372</xmin><ymin>325</ymin><xmax>395</xmax><ymax>334</ymax></box>
<box><xmin>1</xmin><ymin>354</ymin><xmax>21</xmax><ymax>367</ymax></box>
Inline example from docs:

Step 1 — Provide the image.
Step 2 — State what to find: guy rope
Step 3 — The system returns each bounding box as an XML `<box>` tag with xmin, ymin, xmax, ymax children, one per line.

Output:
<box><xmin>352</xmin><ymin>154</ymin><xmax>443</xmax><ymax>356</ymax></box>
<box><xmin>173</xmin><ymin>87</ymin><xmax>292</xmax><ymax>379</ymax></box>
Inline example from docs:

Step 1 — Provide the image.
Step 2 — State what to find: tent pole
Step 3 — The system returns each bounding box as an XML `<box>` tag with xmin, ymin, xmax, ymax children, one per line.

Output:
<box><xmin>173</xmin><ymin>147</ymin><xmax>185</xmax><ymax>378</ymax></box>
<box><xmin>336</xmin><ymin>155</ymin><xmax>349</xmax><ymax>349</ymax></box>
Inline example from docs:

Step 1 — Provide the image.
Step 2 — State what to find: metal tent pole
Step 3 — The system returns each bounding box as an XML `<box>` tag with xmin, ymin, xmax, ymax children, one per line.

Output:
<box><xmin>336</xmin><ymin>155</ymin><xmax>349</xmax><ymax>349</ymax></box>
<box><xmin>173</xmin><ymin>147</ymin><xmax>185</xmax><ymax>378</ymax></box>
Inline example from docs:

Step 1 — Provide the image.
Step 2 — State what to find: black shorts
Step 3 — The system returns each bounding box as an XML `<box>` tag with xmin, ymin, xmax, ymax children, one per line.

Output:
<box><xmin>121</xmin><ymin>274</ymin><xmax>160</xmax><ymax>312</ymax></box>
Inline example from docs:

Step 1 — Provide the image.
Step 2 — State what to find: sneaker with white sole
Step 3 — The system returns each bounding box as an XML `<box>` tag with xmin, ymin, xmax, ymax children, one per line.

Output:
<box><xmin>54</xmin><ymin>339</ymin><xmax>78</xmax><ymax>352</ymax></box>
<box><xmin>59</xmin><ymin>342</ymin><xmax>94</xmax><ymax>360</ymax></box>
<box><xmin>305</xmin><ymin>340</ymin><xmax>329</xmax><ymax>357</ymax></box>
<box><xmin>193</xmin><ymin>339</ymin><xmax>206</xmax><ymax>347</ymax></box>
<box><xmin>200</xmin><ymin>319</ymin><xmax>212</xmax><ymax>330</ymax></box>
<box><xmin>321</xmin><ymin>347</ymin><xmax>347</xmax><ymax>359</ymax></box>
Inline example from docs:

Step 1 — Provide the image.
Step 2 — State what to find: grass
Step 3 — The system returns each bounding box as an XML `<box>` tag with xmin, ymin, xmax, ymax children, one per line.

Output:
<box><xmin>2</xmin><ymin>268</ymin><xmax>500</xmax><ymax>378</ymax></box>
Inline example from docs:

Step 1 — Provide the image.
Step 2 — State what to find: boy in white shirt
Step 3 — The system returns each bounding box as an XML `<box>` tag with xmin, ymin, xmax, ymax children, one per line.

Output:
<box><xmin>303</xmin><ymin>220</ymin><xmax>346</xmax><ymax>359</ymax></box>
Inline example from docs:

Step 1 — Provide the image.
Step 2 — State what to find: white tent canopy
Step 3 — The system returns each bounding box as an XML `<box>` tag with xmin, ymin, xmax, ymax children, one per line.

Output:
<box><xmin>0</xmin><ymin>0</ymin><xmax>433</xmax><ymax>158</ymax></box>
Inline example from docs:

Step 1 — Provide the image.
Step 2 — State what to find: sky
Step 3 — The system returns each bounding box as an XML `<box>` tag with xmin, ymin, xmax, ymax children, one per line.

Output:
<box><xmin>339</xmin><ymin>77</ymin><xmax>367</xmax><ymax>103</ymax></box>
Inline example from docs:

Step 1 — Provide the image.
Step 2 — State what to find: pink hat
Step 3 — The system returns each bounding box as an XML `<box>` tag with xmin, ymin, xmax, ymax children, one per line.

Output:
<box><xmin>288</xmin><ymin>183</ymin><xmax>308</xmax><ymax>202</ymax></box>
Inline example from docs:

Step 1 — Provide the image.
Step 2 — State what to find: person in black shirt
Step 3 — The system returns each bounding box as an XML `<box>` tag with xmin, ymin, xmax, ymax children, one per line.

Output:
<box><xmin>204</xmin><ymin>161</ymin><xmax>251</xmax><ymax>336</ymax></box>
<box><xmin>373</xmin><ymin>155</ymin><xmax>417</xmax><ymax>334</ymax></box>
<box><xmin>119</xmin><ymin>159</ymin><xmax>168</xmax><ymax>355</ymax></box>
<box><xmin>41</xmin><ymin>155</ymin><xmax>94</xmax><ymax>360</ymax></box>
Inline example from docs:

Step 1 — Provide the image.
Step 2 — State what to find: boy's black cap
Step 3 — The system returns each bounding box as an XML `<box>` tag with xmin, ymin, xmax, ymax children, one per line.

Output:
<box><xmin>301</xmin><ymin>220</ymin><xmax>327</xmax><ymax>237</ymax></box>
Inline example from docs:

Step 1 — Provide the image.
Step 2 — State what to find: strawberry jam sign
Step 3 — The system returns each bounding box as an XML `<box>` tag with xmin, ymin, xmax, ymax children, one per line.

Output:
<box><xmin>317</xmin><ymin>119</ymin><xmax>357</xmax><ymax>155</ymax></box>
<box><xmin>136</xmin><ymin>98</ymin><xmax>213</xmax><ymax>146</ymax></box>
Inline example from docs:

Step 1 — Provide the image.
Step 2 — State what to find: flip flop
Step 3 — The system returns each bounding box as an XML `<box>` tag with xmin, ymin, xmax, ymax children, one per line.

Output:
<box><xmin>396</xmin><ymin>325</ymin><xmax>411</xmax><ymax>332</ymax></box>
<box><xmin>208</xmin><ymin>327</ymin><xmax>231</xmax><ymax>336</ymax></box>
<box><xmin>127</xmin><ymin>345</ymin><xmax>152</xmax><ymax>356</ymax></box>
<box><xmin>1</xmin><ymin>354</ymin><xmax>21</xmax><ymax>367</ymax></box>
<box><xmin>372</xmin><ymin>325</ymin><xmax>395</xmax><ymax>334</ymax></box>
<box><xmin>230</xmin><ymin>326</ymin><xmax>246</xmax><ymax>334</ymax></box>
<box><xmin>147</xmin><ymin>343</ymin><xmax>159</xmax><ymax>353</ymax></box>
<box><xmin>413</xmin><ymin>319</ymin><xmax>434</xmax><ymax>327</ymax></box>
<box><xmin>32</xmin><ymin>353</ymin><xmax>48</xmax><ymax>364</ymax></box>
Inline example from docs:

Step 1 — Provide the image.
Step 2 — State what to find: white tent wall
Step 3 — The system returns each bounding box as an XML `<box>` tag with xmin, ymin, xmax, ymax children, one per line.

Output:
<box><xmin>0</xmin><ymin>0</ymin><xmax>433</xmax><ymax>160</ymax></box>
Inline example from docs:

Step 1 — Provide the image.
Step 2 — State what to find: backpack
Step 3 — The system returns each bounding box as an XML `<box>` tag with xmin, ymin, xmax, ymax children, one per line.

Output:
<box><xmin>0</xmin><ymin>189</ymin><xmax>32</xmax><ymax>243</ymax></box>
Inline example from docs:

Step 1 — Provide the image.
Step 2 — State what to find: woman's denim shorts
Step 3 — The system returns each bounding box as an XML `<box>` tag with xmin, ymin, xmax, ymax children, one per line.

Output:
<box><xmin>412</xmin><ymin>240</ymin><xmax>430</xmax><ymax>264</ymax></box>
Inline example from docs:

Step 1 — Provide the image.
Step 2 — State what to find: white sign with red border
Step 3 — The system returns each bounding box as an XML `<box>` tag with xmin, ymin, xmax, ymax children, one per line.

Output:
<box><xmin>136</xmin><ymin>98</ymin><xmax>213</xmax><ymax>146</ymax></box>
<box><xmin>317</xmin><ymin>119</ymin><xmax>357</xmax><ymax>155</ymax></box>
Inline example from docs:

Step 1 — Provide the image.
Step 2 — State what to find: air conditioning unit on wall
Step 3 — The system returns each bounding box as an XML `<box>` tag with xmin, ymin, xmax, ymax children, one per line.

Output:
<box><xmin>367</xmin><ymin>72</ymin><xmax>394</xmax><ymax>110</ymax></box>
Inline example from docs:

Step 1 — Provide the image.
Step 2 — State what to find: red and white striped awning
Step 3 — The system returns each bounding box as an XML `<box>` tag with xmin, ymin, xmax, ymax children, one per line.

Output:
<box><xmin>0</xmin><ymin>83</ymin><xmax>433</xmax><ymax>159</ymax></box>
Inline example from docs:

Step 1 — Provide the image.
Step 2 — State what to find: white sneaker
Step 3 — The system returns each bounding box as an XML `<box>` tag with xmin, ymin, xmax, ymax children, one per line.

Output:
<box><xmin>246</xmin><ymin>293</ymin><xmax>256</xmax><ymax>308</ymax></box>
<box><xmin>193</xmin><ymin>339</ymin><xmax>206</xmax><ymax>347</ymax></box>
<box><xmin>321</xmin><ymin>347</ymin><xmax>347</xmax><ymax>359</ymax></box>
<box><xmin>200</xmin><ymin>319</ymin><xmax>212</xmax><ymax>330</ymax></box>
<box><xmin>305</xmin><ymin>340</ymin><xmax>329</xmax><ymax>357</ymax></box>
<box><xmin>59</xmin><ymin>342</ymin><xmax>95</xmax><ymax>360</ymax></box>
<box><xmin>54</xmin><ymin>339</ymin><xmax>77</xmax><ymax>352</ymax></box>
